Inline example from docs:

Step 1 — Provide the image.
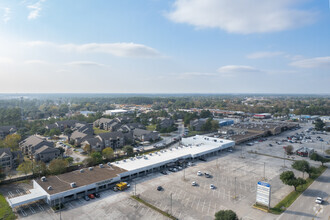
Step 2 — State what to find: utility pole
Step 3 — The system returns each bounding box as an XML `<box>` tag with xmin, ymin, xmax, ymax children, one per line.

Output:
<box><xmin>283</xmin><ymin>150</ymin><xmax>286</xmax><ymax>168</ymax></box>
<box><xmin>183</xmin><ymin>168</ymin><xmax>185</xmax><ymax>180</ymax></box>
<box><xmin>234</xmin><ymin>177</ymin><xmax>237</xmax><ymax>199</ymax></box>
<box><xmin>263</xmin><ymin>162</ymin><xmax>265</xmax><ymax>180</ymax></box>
<box><xmin>134</xmin><ymin>180</ymin><xmax>136</xmax><ymax>196</ymax></box>
<box><xmin>170</xmin><ymin>193</ymin><xmax>172</xmax><ymax>215</ymax></box>
<box><xmin>59</xmin><ymin>198</ymin><xmax>62</xmax><ymax>220</ymax></box>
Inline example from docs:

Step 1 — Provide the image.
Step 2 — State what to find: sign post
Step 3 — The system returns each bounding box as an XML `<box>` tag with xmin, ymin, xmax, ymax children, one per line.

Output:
<box><xmin>256</xmin><ymin>181</ymin><xmax>271</xmax><ymax>209</ymax></box>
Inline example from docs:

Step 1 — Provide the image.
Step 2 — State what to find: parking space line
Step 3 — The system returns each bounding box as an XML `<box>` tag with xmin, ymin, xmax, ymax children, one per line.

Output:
<box><xmin>207</xmin><ymin>201</ymin><xmax>211</xmax><ymax>215</ymax></box>
<box><xmin>201</xmin><ymin>200</ymin><xmax>206</xmax><ymax>213</ymax></box>
<box><xmin>29</xmin><ymin>205</ymin><xmax>36</xmax><ymax>214</ymax></box>
<box><xmin>197</xmin><ymin>198</ymin><xmax>201</xmax><ymax>211</ymax></box>
<box><xmin>67</xmin><ymin>202</ymin><xmax>74</xmax><ymax>209</ymax></box>
<box><xmin>20</xmin><ymin>208</ymin><xmax>27</xmax><ymax>217</ymax></box>
<box><xmin>16</xmin><ymin>189</ymin><xmax>23</xmax><ymax>196</ymax></box>
<box><xmin>36</xmin><ymin>202</ymin><xmax>44</xmax><ymax>211</ymax></box>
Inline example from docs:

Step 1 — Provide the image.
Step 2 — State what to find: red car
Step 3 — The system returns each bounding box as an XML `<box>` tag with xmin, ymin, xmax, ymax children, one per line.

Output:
<box><xmin>88</xmin><ymin>194</ymin><xmax>95</xmax><ymax>199</ymax></box>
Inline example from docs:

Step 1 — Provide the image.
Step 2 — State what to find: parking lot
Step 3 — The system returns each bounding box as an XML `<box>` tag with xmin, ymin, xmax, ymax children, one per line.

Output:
<box><xmin>5</xmin><ymin>123</ymin><xmax>329</xmax><ymax>220</ymax></box>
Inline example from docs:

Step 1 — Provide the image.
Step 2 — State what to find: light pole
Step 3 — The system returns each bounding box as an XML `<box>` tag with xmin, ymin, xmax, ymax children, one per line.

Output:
<box><xmin>134</xmin><ymin>180</ymin><xmax>136</xmax><ymax>196</ymax></box>
<box><xmin>170</xmin><ymin>193</ymin><xmax>172</xmax><ymax>215</ymax></box>
<box><xmin>263</xmin><ymin>162</ymin><xmax>265</xmax><ymax>180</ymax></box>
<box><xmin>234</xmin><ymin>177</ymin><xmax>237</xmax><ymax>199</ymax></box>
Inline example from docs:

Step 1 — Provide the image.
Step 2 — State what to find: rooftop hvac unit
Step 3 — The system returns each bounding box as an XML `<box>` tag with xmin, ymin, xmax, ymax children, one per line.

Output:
<box><xmin>107</xmin><ymin>162</ymin><xmax>112</xmax><ymax>167</ymax></box>
<box><xmin>80</xmin><ymin>169</ymin><xmax>84</xmax><ymax>173</ymax></box>
<box><xmin>47</xmin><ymin>186</ymin><xmax>53</xmax><ymax>190</ymax></box>
<box><xmin>70</xmin><ymin>182</ymin><xmax>76</xmax><ymax>188</ymax></box>
<box><xmin>149</xmin><ymin>153</ymin><xmax>152</xmax><ymax>156</ymax></box>
<box><xmin>99</xmin><ymin>164</ymin><xmax>104</xmax><ymax>168</ymax></box>
<box><xmin>123</xmin><ymin>159</ymin><xmax>126</xmax><ymax>162</ymax></box>
<box><xmin>41</xmin><ymin>176</ymin><xmax>46</xmax><ymax>182</ymax></box>
<box><xmin>89</xmin><ymin>167</ymin><xmax>93</xmax><ymax>171</ymax></box>
<box><xmin>115</xmin><ymin>161</ymin><xmax>119</xmax><ymax>164</ymax></box>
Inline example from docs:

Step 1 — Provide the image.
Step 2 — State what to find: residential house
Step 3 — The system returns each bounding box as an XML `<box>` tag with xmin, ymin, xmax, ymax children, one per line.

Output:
<box><xmin>81</xmin><ymin>131</ymin><xmax>125</xmax><ymax>151</ymax></box>
<box><xmin>0</xmin><ymin>125</ymin><xmax>17</xmax><ymax>139</ymax></box>
<box><xmin>158</xmin><ymin>118</ymin><xmax>174</xmax><ymax>129</ymax></box>
<box><xmin>190</xmin><ymin>119</ymin><xmax>207</xmax><ymax>131</ymax></box>
<box><xmin>46</xmin><ymin>120</ymin><xmax>78</xmax><ymax>131</ymax></box>
<box><xmin>0</xmin><ymin>148</ymin><xmax>22</xmax><ymax>169</ymax></box>
<box><xmin>34</xmin><ymin>146</ymin><xmax>61</xmax><ymax>162</ymax></box>
<box><xmin>133</xmin><ymin>129</ymin><xmax>159</xmax><ymax>142</ymax></box>
<box><xmin>119</xmin><ymin>123</ymin><xmax>146</xmax><ymax>133</ymax></box>
<box><xmin>20</xmin><ymin>136</ymin><xmax>54</xmax><ymax>156</ymax></box>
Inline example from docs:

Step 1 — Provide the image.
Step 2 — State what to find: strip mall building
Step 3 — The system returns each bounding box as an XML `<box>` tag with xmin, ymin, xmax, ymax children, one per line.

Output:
<box><xmin>7</xmin><ymin>135</ymin><xmax>235</xmax><ymax>208</ymax></box>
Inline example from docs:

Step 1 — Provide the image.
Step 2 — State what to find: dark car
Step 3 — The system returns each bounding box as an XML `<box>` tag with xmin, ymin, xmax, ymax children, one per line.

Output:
<box><xmin>83</xmin><ymin>196</ymin><xmax>90</xmax><ymax>201</ymax></box>
<box><xmin>157</xmin><ymin>186</ymin><xmax>163</xmax><ymax>191</ymax></box>
<box><xmin>199</xmin><ymin>157</ymin><xmax>207</xmax><ymax>162</ymax></box>
<box><xmin>93</xmin><ymin>192</ymin><xmax>100</xmax><ymax>198</ymax></box>
<box><xmin>269</xmin><ymin>144</ymin><xmax>273</xmax><ymax>147</ymax></box>
<box><xmin>160</xmin><ymin>171</ymin><xmax>168</xmax><ymax>175</ymax></box>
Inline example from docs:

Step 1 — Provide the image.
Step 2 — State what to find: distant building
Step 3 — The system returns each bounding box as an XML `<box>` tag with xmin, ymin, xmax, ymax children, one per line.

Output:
<box><xmin>190</xmin><ymin>119</ymin><xmax>207</xmax><ymax>131</ymax></box>
<box><xmin>133</xmin><ymin>129</ymin><xmax>159</xmax><ymax>142</ymax></box>
<box><xmin>104</xmin><ymin>109</ymin><xmax>132</xmax><ymax>116</ymax></box>
<box><xmin>79</xmin><ymin>111</ymin><xmax>96</xmax><ymax>117</ymax></box>
<box><xmin>0</xmin><ymin>125</ymin><xmax>17</xmax><ymax>139</ymax></box>
<box><xmin>214</xmin><ymin>118</ymin><xmax>234</xmax><ymax>127</ymax></box>
<box><xmin>253</xmin><ymin>113</ymin><xmax>271</xmax><ymax>119</ymax></box>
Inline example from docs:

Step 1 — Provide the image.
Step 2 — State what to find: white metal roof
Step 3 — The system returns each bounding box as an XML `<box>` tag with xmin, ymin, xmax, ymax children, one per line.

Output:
<box><xmin>7</xmin><ymin>188</ymin><xmax>47</xmax><ymax>208</ymax></box>
<box><xmin>114</xmin><ymin>136</ymin><xmax>234</xmax><ymax>173</ymax></box>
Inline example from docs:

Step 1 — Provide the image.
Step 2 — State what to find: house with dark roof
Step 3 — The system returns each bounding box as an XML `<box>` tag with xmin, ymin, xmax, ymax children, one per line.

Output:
<box><xmin>34</xmin><ymin>146</ymin><xmax>61</xmax><ymax>162</ymax></box>
<box><xmin>190</xmin><ymin>118</ymin><xmax>207</xmax><ymax>131</ymax></box>
<box><xmin>158</xmin><ymin>118</ymin><xmax>174</xmax><ymax>129</ymax></box>
<box><xmin>119</xmin><ymin>123</ymin><xmax>146</xmax><ymax>133</ymax></box>
<box><xmin>0</xmin><ymin>125</ymin><xmax>17</xmax><ymax>139</ymax></box>
<box><xmin>0</xmin><ymin>148</ymin><xmax>22</xmax><ymax>169</ymax></box>
<box><xmin>133</xmin><ymin>129</ymin><xmax>159</xmax><ymax>142</ymax></box>
<box><xmin>20</xmin><ymin>136</ymin><xmax>54</xmax><ymax>156</ymax></box>
<box><xmin>97</xmin><ymin>132</ymin><xmax>125</xmax><ymax>149</ymax></box>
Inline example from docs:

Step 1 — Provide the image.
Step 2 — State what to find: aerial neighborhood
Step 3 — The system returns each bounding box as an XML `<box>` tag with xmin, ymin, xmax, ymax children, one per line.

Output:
<box><xmin>0</xmin><ymin>96</ymin><xmax>329</xmax><ymax>219</ymax></box>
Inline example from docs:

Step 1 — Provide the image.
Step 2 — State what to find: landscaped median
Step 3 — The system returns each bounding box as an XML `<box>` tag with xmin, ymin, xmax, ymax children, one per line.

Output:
<box><xmin>0</xmin><ymin>193</ymin><xmax>16</xmax><ymax>220</ymax></box>
<box><xmin>131</xmin><ymin>195</ymin><xmax>177</xmax><ymax>220</ymax></box>
<box><xmin>254</xmin><ymin>166</ymin><xmax>327</xmax><ymax>215</ymax></box>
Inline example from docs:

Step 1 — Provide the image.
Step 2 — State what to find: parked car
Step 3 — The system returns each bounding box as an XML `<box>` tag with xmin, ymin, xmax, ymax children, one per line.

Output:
<box><xmin>199</xmin><ymin>157</ymin><xmax>207</xmax><ymax>162</ymax></box>
<box><xmin>84</xmin><ymin>196</ymin><xmax>90</xmax><ymax>201</ymax></box>
<box><xmin>160</xmin><ymin>171</ymin><xmax>168</xmax><ymax>175</ymax></box>
<box><xmin>157</xmin><ymin>186</ymin><xmax>163</xmax><ymax>191</ymax></box>
<box><xmin>191</xmin><ymin>181</ymin><xmax>197</xmax><ymax>186</ymax></box>
<box><xmin>88</xmin><ymin>194</ymin><xmax>95</xmax><ymax>199</ymax></box>
<box><xmin>210</xmin><ymin>184</ymin><xmax>215</xmax><ymax>189</ymax></box>
<box><xmin>315</xmin><ymin>197</ymin><xmax>323</xmax><ymax>204</ymax></box>
<box><xmin>197</xmin><ymin>171</ymin><xmax>202</xmax><ymax>176</ymax></box>
<box><xmin>93</xmin><ymin>192</ymin><xmax>100</xmax><ymax>198</ymax></box>
<box><xmin>205</xmin><ymin>173</ymin><xmax>211</xmax><ymax>178</ymax></box>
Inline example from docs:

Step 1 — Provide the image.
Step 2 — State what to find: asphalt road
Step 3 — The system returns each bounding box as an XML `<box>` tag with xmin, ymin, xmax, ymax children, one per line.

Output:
<box><xmin>277</xmin><ymin>167</ymin><xmax>330</xmax><ymax>220</ymax></box>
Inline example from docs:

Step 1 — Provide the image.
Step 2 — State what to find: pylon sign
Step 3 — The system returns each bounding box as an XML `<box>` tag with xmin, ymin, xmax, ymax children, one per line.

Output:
<box><xmin>256</xmin><ymin>181</ymin><xmax>271</xmax><ymax>207</ymax></box>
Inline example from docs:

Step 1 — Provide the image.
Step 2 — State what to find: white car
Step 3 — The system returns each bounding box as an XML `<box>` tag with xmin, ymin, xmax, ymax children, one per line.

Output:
<box><xmin>191</xmin><ymin>181</ymin><xmax>197</xmax><ymax>186</ymax></box>
<box><xmin>197</xmin><ymin>171</ymin><xmax>202</xmax><ymax>176</ymax></box>
<box><xmin>210</xmin><ymin>184</ymin><xmax>215</xmax><ymax>189</ymax></box>
<box><xmin>315</xmin><ymin>197</ymin><xmax>323</xmax><ymax>204</ymax></box>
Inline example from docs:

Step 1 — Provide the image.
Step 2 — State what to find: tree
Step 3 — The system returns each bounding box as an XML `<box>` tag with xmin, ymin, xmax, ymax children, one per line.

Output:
<box><xmin>65</xmin><ymin>157</ymin><xmax>74</xmax><ymax>166</ymax></box>
<box><xmin>63</xmin><ymin>128</ymin><xmax>73</xmax><ymax>136</ymax></box>
<box><xmin>215</xmin><ymin>210</ymin><xmax>238</xmax><ymax>220</ymax></box>
<box><xmin>200</xmin><ymin>110</ymin><xmax>212</xmax><ymax>118</ymax></box>
<box><xmin>280</xmin><ymin>171</ymin><xmax>306</xmax><ymax>191</ymax></box>
<box><xmin>48</xmin><ymin>128</ymin><xmax>61</xmax><ymax>137</ymax></box>
<box><xmin>2</xmin><ymin>134</ymin><xmax>21</xmax><ymax>151</ymax></box>
<box><xmin>102</xmin><ymin>147</ymin><xmax>114</xmax><ymax>160</ymax></box>
<box><xmin>292</xmin><ymin>160</ymin><xmax>310</xmax><ymax>178</ymax></box>
<box><xmin>83</xmin><ymin>144</ymin><xmax>91</xmax><ymax>154</ymax></box>
<box><xmin>285</xmin><ymin>145</ymin><xmax>294</xmax><ymax>155</ymax></box>
<box><xmin>123</xmin><ymin>145</ymin><xmax>134</xmax><ymax>156</ymax></box>
<box><xmin>58</xmin><ymin>147</ymin><xmax>65</xmax><ymax>156</ymax></box>
<box><xmin>17</xmin><ymin>161</ymin><xmax>33</xmax><ymax>176</ymax></box>
<box><xmin>310</xmin><ymin>153</ymin><xmax>330</xmax><ymax>166</ymax></box>
<box><xmin>91</xmin><ymin>152</ymin><xmax>103</xmax><ymax>164</ymax></box>
<box><xmin>325</xmin><ymin>148</ymin><xmax>330</xmax><ymax>155</ymax></box>
<box><xmin>32</xmin><ymin>161</ymin><xmax>47</xmax><ymax>177</ymax></box>
<box><xmin>315</xmin><ymin>119</ymin><xmax>325</xmax><ymax>131</ymax></box>
<box><xmin>48</xmin><ymin>159</ymin><xmax>69</xmax><ymax>175</ymax></box>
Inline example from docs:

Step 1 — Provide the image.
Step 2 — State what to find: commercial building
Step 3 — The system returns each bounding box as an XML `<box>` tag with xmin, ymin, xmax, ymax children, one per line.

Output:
<box><xmin>7</xmin><ymin>135</ymin><xmax>234</xmax><ymax>209</ymax></box>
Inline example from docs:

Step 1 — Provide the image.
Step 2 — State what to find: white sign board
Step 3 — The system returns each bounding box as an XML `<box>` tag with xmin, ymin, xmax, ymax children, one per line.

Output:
<box><xmin>256</xmin><ymin>181</ymin><xmax>271</xmax><ymax>207</ymax></box>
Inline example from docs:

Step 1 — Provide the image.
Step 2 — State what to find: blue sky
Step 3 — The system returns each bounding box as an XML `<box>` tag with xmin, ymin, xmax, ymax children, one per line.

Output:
<box><xmin>0</xmin><ymin>0</ymin><xmax>329</xmax><ymax>93</ymax></box>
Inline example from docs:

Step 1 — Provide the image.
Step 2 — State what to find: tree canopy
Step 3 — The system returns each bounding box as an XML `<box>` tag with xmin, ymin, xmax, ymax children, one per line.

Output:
<box><xmin>280</xmin><ymin>171</ymin><xmax>306</xmax><ymax>191</ymax></box>
<box><xmin>292</xmin><ymin>160</ymin><xmax>310</xmax><ymax>178</ymax></box>
<box><xmin>215</xmin><ymin>210</ymin><xmax>238</xmax><ymax>220</ymax></box>
<box><xmin>310</xmin><ymin>153</ymin><xmax>330</xmax><ymax>166</ymax></box>
<box><xmin>102</xmin><ymin>147</ymin><xmax>114</xmax><ymax>160</ymax></box>
<box><xmin>48</xmin><ymin>159</ymin><xmax>69</xmax><ymax>175</ymax></box>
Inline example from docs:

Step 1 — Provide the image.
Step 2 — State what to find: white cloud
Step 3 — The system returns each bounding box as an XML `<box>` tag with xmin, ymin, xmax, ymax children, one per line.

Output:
<box><xmin>247</xmin><ymin>51</ymin><xmax>284</xmax><ymax>59</ymax></box>
<box><xmin>24</xmin><ymin>59</ymin><xmax>48</xmax><ymax>65</ymax></box>
<box><xmin>67</xmin><ymin>61</ymin><xmax>105</xmax><ymax>67</ymax></box>
<box><xmin>217</xmin><ymin>65</ymin><xmax>261</xmax><ymax>75</ymax></box>
<box><xmin>27</xmin><ymin>0</ymin><xmax>46</xmax><ymax>20</ymax></box>
<box><xmin>2</xmin><ymin>7</ymin><xmax>10</xmax><ymax>23</ymax></box>
<box><xmin>0</xmin><ymin>57</ymin><xmax>13</xmax><ymax>64</ymax></box>
<box><xmin>167</xmin><ymin>0</ymin><xmax>316</xmax><ymax>34</ymax></box>
<box><xmin>25</xmin><ymin>41</ymin><xmax>162</xmax><ymax>58</ymax></box>
<box><xmin>290</xmin><ymin>56</ymin><xmax>330</xmax><ymax>68</ymax></box>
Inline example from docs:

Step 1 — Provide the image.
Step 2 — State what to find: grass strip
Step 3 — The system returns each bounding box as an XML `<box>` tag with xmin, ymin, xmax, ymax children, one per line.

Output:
<box><xmin>270</xmin><ymin>166</ymin><xmax>327</xmax><ymax>214</ymax></box>
<box><xmin>131</xmin><ymin>195</ymin><xmax>177</xmax><ymax>220</ymax></box>
<box><xmin>0</xmin><ymin>193</ymin><xmax>16</xmax><ymax>220</ymax></box>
